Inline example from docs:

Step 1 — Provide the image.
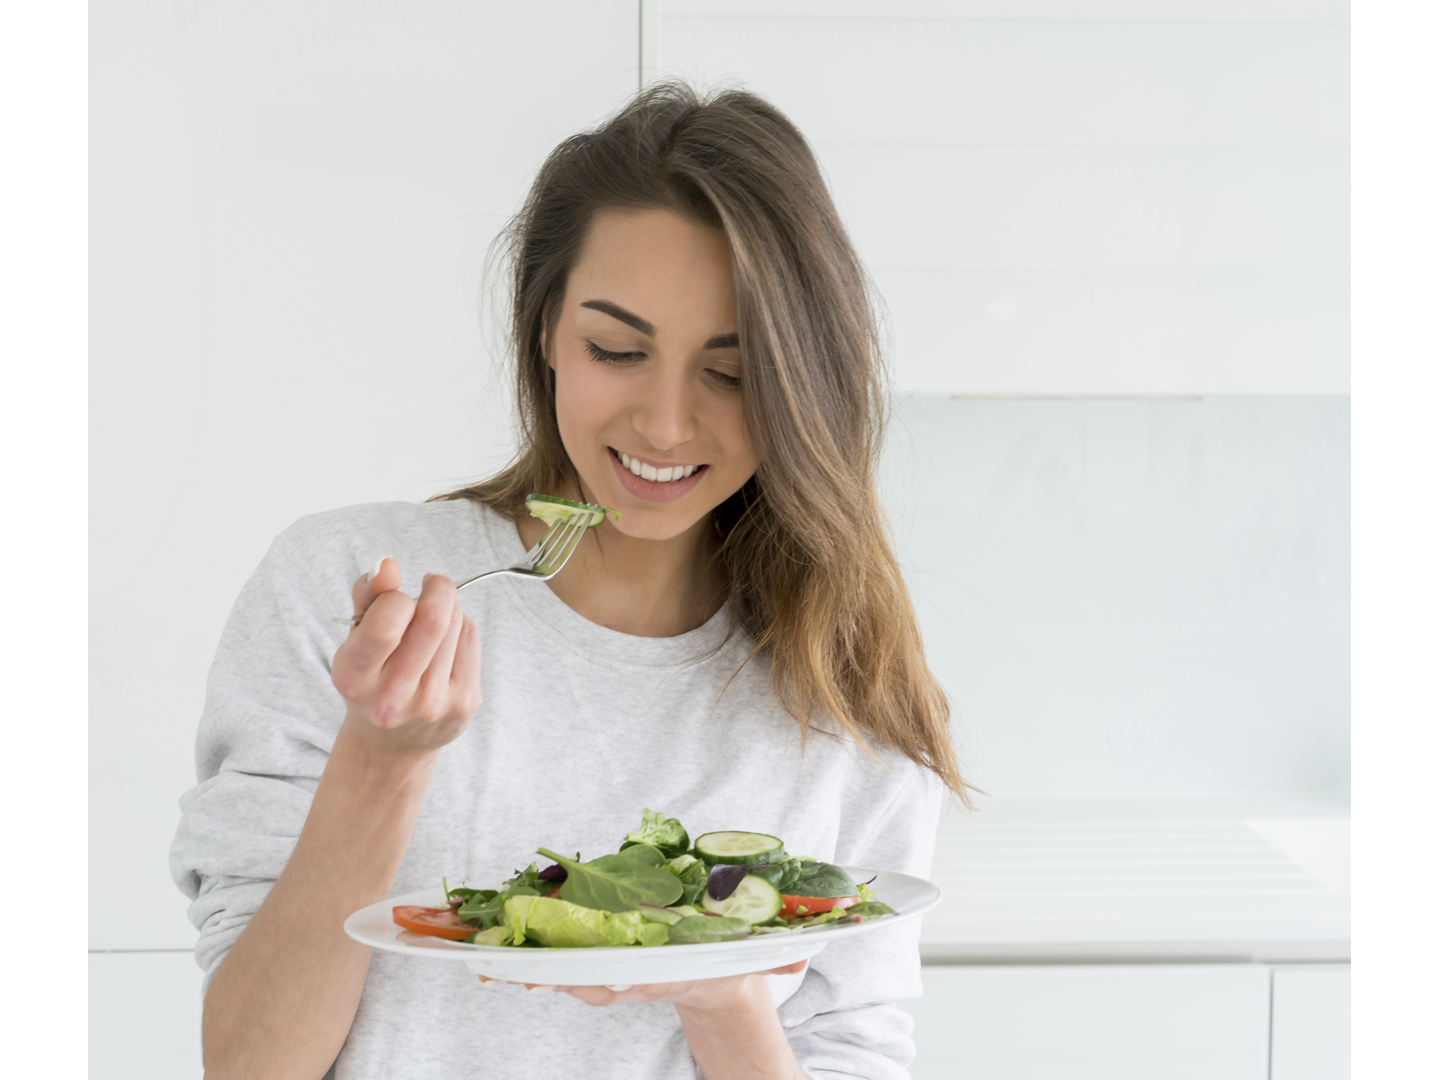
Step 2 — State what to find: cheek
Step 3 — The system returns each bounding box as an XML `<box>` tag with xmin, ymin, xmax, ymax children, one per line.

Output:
<box><xmin>718</xmin><ymin>396</ymin><xmax>760</xmax><ymax>472</ymax></box>
<box><xmin>553</xmin><ymin>352</ymin><xmax>621</xmax><ymax>445</ymax></box>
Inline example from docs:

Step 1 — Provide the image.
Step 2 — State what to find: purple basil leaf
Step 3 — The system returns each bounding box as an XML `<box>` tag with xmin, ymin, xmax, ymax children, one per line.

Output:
<box><xmin>538</xmin><ymin>863</ymin><xmax>567</xmax><ymax>883</ymax></box>
<box><xmin>708</xmin><ymin>863</ymin><xmax>751</xmax><ymax>901</ymax></box>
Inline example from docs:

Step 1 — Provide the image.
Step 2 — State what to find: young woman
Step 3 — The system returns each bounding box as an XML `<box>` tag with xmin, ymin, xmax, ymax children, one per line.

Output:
<box><xmin>171</xmin><ymin>81</ymin><xmax>970</xmax><ymax>1080</ymax></box>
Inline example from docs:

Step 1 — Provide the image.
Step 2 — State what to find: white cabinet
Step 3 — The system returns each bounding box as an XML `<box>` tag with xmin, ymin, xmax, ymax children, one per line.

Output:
<box><xmin>1270</xmin><ymin>964</ymin><xmax>1350</xmax><ymax>1080</ymax></box>
<box><xmin>90</xmin><ymin>952</ymin><xmax>202</xmax><ymax>1080</ymax></box>
<box><xmin>901</xmin><ymin>964</ymin><xmax>1272</xmax><ymax>1080</ymax></box>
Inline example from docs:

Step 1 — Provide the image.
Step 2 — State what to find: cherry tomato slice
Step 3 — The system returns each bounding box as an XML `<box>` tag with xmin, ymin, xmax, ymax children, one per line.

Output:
<box><xmin>780</xmin><ymin>894</ymin><xmax>860</xmax><ymax>919</ymax></box>
<box><xmin>392</xmin><ymin>905</ymin><xmax>474</xmax><ymax>941</ymax></box>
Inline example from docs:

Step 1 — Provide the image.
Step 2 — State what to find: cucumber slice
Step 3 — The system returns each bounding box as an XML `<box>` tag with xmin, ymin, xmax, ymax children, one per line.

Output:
<box><xmin>701</xmin><ymin>873</ymin><xmax>783</xmax><ymax>925</ymax></box>
<box><xmin>694</xmin><ymin>831</ymin><xmax>785</xmax><ymax>865</ymax></box>
<box><xmin>525</xmin><ymin>493</ymin><xmax>611</xmax><ymax>529</ymax></box>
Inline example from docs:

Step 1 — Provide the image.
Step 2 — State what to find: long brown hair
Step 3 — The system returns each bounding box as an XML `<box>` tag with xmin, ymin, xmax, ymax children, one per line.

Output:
<box><xmin>437</xmin><ymin>81</ymin><xmax>972</xmax><ymax>802</ymax></box>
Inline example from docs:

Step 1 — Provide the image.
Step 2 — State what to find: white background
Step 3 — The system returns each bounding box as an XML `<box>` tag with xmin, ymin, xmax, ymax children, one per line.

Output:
<box><xmin>81</xmin><ymin>1</ymin><xmax>1361</xmax><ymax>1076</ymax></box>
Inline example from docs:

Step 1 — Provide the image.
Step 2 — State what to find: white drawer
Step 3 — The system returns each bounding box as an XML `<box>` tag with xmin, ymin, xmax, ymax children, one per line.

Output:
<box><xmin>90</xmin><ymin>952</ymin><xmax>202</xmax><ymax>1080</ymax></box>
<box><xmin>901</xmin><ymin>963</ymin><xmax>1271</xmax><ymax>1080</ymax></box>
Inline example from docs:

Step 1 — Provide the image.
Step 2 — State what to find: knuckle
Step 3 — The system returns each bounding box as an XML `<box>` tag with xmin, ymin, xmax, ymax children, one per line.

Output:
<box><xmin>332</xmin><ymin>669</ymin><xmax>359</xmax><ymax>699</ymax></box>
<box><xmin>413</xmin><ymin>691</ymin><xmax>444</xmax><ymax>724</ymax></box>
<box><xmin>411</xmin><ymin>605</ymin><xmax>449</xmax><ymax>639</ymax></box>
<box><xmin>370</xmin><ymin>692</ymin><xmax>406</xmax><ymax>728</ymax></box>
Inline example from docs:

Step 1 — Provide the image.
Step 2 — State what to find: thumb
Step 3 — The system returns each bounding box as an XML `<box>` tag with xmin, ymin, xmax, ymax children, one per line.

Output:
<box><xmin>351</xmin><ymin>556</ymin><xmax>401</xmax><ymax>622</ymax></box>
<box><xmin>765</xmin><ymin>959</ymin><xmax>809</xmax><ymax>977</ymax></box>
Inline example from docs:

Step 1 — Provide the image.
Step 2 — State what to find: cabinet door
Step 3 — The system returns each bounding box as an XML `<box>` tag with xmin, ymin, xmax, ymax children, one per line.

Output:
<box><xmin>900</xmin><ymin>964</ymin><xmax>1270</xmax><ymax>1080</ymax></box>
<box><xmin>1270</xmin><ymin>964</ymin><xmax>1350</xmax><ymax>1080</ymax></box>
<box><xmin>90</xmin><ymin>952</ymin><xmax>202</xmax><ymax>1080</ymax></box>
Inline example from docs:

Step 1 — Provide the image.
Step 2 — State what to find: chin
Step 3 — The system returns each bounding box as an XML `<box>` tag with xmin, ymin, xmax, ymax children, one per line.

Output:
<box><xmin>603</xmin><ymin>504</ymin><xmax>711</xmax><ymax>543</ymax></box>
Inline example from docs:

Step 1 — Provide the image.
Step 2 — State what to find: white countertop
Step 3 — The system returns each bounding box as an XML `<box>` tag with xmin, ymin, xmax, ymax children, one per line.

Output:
<box><xmin>920</xmin><ymin>792</ymin><xmax>1349</xmax><ymax>963</ymax></box>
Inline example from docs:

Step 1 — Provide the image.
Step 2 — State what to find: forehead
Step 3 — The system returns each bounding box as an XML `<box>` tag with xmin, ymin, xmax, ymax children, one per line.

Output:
<box><xmin>569</xmin><ymin>207</ymin><xmax>736</xmax><ymax>323</ymax></box>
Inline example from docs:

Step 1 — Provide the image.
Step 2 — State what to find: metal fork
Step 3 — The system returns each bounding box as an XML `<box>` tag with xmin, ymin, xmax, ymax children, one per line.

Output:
<box><xmin>338</xmin><ymin>507</ymin><xmax>597</xmax><ymax>627</ymax></box>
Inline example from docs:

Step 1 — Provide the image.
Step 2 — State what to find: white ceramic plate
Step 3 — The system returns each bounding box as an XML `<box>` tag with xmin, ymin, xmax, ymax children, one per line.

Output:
<box><xmin>344</xmin><ymin>866</ymin><xmax>940</xmax><ymax>986</ymax></box>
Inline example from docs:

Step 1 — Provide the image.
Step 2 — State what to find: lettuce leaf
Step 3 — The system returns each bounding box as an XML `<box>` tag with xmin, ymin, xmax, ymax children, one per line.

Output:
<box><xmin>468</xmin><ymin>924</ymin><xmax>516</xmax><ymax>946</ymax></box>
<box><xmin>499</xmin><ymin>895</ymin><xmax>671</xmax><ymax>948</ymax></box>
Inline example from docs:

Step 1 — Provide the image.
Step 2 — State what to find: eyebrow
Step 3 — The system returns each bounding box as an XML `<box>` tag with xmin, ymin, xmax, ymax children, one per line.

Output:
<box><xmin>580</xmin><ymin>299</ymin><xmax>739</xmax><ymax>351</ymax></box>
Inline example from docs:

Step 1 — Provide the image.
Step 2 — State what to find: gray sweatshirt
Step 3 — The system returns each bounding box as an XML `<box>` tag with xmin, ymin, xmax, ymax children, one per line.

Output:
<box><xmin>170</xmin><ymin>499</ymin><xmax>942</xmax><ymax>1080</ymax></box>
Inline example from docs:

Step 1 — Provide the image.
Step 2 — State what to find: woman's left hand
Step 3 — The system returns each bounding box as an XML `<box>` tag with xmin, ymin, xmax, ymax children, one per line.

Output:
<box><xmin>483</xmin><ymin>962</ymin><xmax>813</xmax><ymax>1079</ymax></box>
<box><xmin>477</xmin><ymin>958</ymin><xmax>808</xmax><ymax>1009</ymax></box>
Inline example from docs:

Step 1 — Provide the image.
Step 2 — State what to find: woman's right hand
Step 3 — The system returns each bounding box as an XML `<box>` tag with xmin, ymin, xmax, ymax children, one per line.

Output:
<box><xmin>330</xmin><ymin>557</ymin><xmax>482</xmax><ymax>759</ymax></box>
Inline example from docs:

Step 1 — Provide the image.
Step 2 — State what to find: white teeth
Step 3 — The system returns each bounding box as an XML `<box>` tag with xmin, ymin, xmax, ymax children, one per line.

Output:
<box><xmin>616</xmin><ymin>450</ymin><xmax>703</xmax><ymax>482</ymax></box>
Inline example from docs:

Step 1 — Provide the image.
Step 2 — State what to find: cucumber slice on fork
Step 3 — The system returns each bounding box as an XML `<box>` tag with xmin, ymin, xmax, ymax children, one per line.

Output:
<box><xmin>525</xmin><ymin>493</ymin><xmax>614</xmax><ymax>529</ymax></box>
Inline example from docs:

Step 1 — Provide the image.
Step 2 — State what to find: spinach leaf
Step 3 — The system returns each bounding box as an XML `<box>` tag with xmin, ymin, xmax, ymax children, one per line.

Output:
<box><xmin>637</xmin><ymin>904</ymin><xmax>685</xmax><ymax>926</ymax></box>
<box><xmin>667</xmin><ymin>915</ymin><xmax>751</xmax><ymax>945</ymax></box>
<box><xmin>536</xmin><ymin>847</ymin><xmax>683</xmax><ymax>912</ymax></box>
<box><xmin>747</xmin><ymin>858</ymin><xmax>804</xmax><ymax>892</ymax></box>
<box><xmin>622</xmin><ymin>808</ymin><xmax>691</xmax><ymax>859</ymax></box>
<box><xmin>614</xmin><ymin>843</ymin><xmax>666</xmax><ymax>867</ymax></box>
<box><xmin>790</xmin><ymin>862</ymin><xmax>858</xmax><ymax>899</ymax></box>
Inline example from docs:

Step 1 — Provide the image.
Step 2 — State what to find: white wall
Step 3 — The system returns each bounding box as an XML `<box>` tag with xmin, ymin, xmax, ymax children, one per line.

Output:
<box><xmin>91</xmin><ymin>0</ymin><xmax>639</xmax><ymax>951</ymax></box>
<box><xmin>884</xmin><ymin>394</ymin><xmax>1349</xmax><ymax>796</ymax></box>
<box><xmin>659</xmin><ymin>1</ymin><xmax>1349</xmax><ymax>395</ymax></box>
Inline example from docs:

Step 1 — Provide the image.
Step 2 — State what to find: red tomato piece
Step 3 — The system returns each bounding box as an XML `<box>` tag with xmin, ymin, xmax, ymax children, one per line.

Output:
<box><xmin>392</xmin><ymin>905</ymin><xmax>474</xmax><ymax>941</ymax></box>
<box><xmin>780</xmin><ymin>894</ymin><xmax>859</xmax><ymax>919</ymax></box>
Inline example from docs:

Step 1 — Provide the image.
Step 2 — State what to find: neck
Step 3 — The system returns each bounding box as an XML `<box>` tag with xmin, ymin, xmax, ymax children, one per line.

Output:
<box><xmin>515</xmin><ymin>511</ymin><xmax>724</xmax><ymax>638</ymax></box>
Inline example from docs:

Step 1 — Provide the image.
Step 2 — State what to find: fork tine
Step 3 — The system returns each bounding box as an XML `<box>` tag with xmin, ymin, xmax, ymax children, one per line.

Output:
<box><xmin>535</xmin><ymin>516</ymin><xmax>588</xmax><ymax>575</ymax></box>
<box><xmin>528</xmin><ymin>518</ymin><xmax>569</xmax><ymax>566</ymax></box>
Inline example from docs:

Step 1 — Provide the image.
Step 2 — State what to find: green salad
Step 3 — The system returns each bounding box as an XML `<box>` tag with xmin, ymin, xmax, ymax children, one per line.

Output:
<box><xmin>394</xmin><ymin>809</ymin><xmax>896</xmax><ymax>949</ymax></box>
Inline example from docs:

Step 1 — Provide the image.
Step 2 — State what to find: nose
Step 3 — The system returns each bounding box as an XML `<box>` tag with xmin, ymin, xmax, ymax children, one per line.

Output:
<box><xmin>630</xmin><ymin>359</ymin><xmax>698</xmax><ymax>452</ymax></box>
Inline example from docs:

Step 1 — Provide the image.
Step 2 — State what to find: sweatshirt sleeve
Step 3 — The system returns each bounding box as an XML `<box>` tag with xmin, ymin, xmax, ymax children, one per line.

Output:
<box><xmin>168</xmin><ymin>525</ymin><xmax>354</xmax><ymax>992</ymax></box>
<box><xmin>775</xmin><ymin>763</ymin><xmax>944</xmax><ymax>1080</ymax></box>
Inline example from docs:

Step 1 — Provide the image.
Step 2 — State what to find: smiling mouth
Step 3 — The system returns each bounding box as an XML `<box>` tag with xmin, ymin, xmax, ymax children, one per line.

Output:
<box><xmin>611</xmin><ymin>448</ymin><xmax>706</xmax><ymax>484</ymax></box>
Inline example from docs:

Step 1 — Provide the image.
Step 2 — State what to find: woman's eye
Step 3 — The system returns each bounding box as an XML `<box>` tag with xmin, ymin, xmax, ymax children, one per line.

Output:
<box><xmin>707</xmin><ymin>369</ymin><xmax>742</xmax><ymax>390</ymax></box>
<box><xmin>584</xmin><ymin>341</ymin><xmax>644</xmax><ymax>365</ymax></box>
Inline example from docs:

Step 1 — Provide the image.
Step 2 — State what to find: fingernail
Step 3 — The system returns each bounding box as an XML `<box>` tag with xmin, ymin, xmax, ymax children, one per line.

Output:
<box><xmin>605</xmin><ymin>984</ymin><xmax>632</xmax><ymax>991</ymax></box>
<box><xmin>366</xmin><ymin>556</ymin><xmax>387</xmax><ymax>582</ymax></box>
<box><xmin>526</xmin><ymin>984</ymin><xmax>555</xmax><ymax>993</ymax></box>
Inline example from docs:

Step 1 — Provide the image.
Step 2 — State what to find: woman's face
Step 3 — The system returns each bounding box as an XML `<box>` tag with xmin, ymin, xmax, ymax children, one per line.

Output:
<box><xmin>548</xmin><ymin>206</ymin><xmax>759</xmax><ymax>542</ymax></box>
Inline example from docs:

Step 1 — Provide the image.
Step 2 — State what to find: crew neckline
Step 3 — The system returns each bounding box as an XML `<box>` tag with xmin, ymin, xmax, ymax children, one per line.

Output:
<box><xmin>468</xmin><ymin>501</ymin><xmax>739</xmax><ymax>670</ymax></box>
